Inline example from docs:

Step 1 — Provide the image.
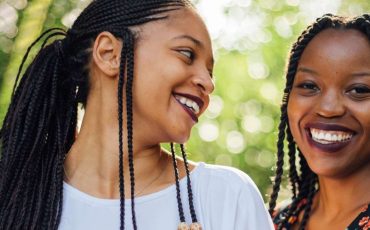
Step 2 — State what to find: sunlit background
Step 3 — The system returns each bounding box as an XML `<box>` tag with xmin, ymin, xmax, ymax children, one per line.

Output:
<box><xmin>1</xmin><ymin>0</ymin><xmax>369</xmax><ymax>202</ymax></box>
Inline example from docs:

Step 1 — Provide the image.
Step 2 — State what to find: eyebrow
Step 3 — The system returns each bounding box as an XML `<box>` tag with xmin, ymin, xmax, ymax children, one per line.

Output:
<box><xmin>297</xmin><ymin>67</ymin><xmax>370</xmax><ymax>78</ymax></box>
<box><xmin>296</xmin><ymin>67</ymin><xmax>318</xmax><ymax>75</ymax></box>
<box><xmin>351</xmin><ymin>72</ymin><xmax>370</xmax><ymax>77</ymax></box>
<box><xmin>173</xmin><ymin>35</ymin><xmax>203</xmax><ymax>47</ymax></box>
<box><xmin>172</xmin><ymin>35</ymin><xmax>214</xmax><ymax>66</ymax></box>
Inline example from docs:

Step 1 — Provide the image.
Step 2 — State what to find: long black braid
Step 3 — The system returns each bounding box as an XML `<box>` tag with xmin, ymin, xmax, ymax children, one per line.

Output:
<box><xmin>269</xmin><ymin>13</ymin><xmax>370</xmax><ymax>229</ymax></box>
<box><xmin>170</xmin><ymin>143</ymin><xmax>199</xmax><ymax>224</ymax></box>
<box><xmin>170</xmin><ymin>143</ymin><xmax>186</xmax><ymax>223</ymax></box>
<box><xmin>0</xmin><ymin>1</ymin><xmax>199</xmax><ymax>229</ymax></box>
<box><xmin>117</xmin><ymin>29</ymin><xmax>129</xmax><ymax>230</ymax></box>
<box><xmin>180</xmin><ymin>144</ymin><xmax>198</xmax><ymax>223</ymax></box>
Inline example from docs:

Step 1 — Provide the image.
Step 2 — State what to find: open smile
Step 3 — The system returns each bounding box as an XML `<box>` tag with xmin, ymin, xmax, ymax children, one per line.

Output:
<box><xmin>305</xmin><ymin>123</ymin><xmax>356</xmax><ymax>153</ymax></box>
<box><xmin>173</xmin><ymin>92</ymin><xmax>204</xmax><ymax>123</ymax></box>
<box><xmin>310</xmin><ymin>128</ymin><xmax>353</xmax><ymax>144</ymax></box>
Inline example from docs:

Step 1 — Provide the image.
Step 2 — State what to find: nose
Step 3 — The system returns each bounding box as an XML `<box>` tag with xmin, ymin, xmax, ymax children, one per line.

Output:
<box><xmin>192</xmin><ymin>68</ymin><xmax>215</xmax><ymax>95</ymax></box>
<box><xmin>316</xmin><ymin>90</ymin><xmax>346</xmax><ymax>118</ymax></box>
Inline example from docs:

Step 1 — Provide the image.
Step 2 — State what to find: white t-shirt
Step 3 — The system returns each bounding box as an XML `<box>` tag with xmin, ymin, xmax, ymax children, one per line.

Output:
<box><xmin>59</xmin><ymin>162</ymin><xmax>274</xmax><ymax>230</ymax></box>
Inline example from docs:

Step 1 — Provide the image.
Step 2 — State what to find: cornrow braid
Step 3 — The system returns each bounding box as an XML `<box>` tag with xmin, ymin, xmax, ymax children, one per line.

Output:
<box><xmin>0</xmin><ymin>1</ymin><xmax>199</xmax><ymax>229</ymax></box>
<box><xmin>270</xmin><ymin>13</ymin><xmax>370</xmax><ymax>229</ymax></box>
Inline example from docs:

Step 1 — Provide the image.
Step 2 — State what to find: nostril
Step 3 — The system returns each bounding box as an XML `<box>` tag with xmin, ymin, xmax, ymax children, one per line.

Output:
<box><xmin>197</xmin><ymin>83</ymin><xmax>206</xmax><ymax>92</ymax></box>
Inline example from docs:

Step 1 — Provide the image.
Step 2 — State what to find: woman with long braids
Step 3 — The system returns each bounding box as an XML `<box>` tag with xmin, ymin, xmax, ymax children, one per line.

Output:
<box><xmin>0</xmin><ymin>0</ymin><xmax>273</xmax><ymax>229</ymax></box>
<box><xmin>269</xmin><ymin>13</ymin><xmax>370</xmax><ymax>229</ymax></box>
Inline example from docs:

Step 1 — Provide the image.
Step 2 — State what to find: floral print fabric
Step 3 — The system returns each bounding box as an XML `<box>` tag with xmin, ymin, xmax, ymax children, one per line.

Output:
<box><xmin>347</xmin><ymin>204</ymin><xmax>370</xmax><ymax>230</ymax></box>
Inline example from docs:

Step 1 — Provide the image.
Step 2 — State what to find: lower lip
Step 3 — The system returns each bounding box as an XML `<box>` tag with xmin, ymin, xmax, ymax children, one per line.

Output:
<box><xmin>174</xmin><ymin>96</ymin><xmax>198</xmax><ymax>123</ymax></box>
<box><xmin>305</xmin><ymin>130</ymin><xmax>352</xmax><ymax>153</ymax></box>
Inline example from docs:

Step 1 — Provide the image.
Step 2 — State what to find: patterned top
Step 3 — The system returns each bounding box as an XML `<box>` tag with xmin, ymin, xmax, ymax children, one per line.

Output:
<box><xmin>273</xmin><ymin>200</ymin><xmax>370</xmax><ymax>230</ymax></box>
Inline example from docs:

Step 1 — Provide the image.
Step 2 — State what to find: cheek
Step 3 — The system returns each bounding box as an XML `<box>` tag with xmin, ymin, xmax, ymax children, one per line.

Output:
<box><xmin>358</xmin><ymin>104</ymin><xmax>370</xmax><ymax>128</ymax></box>
<box><xmin>287</xmin><ymin>99</ymin><xmax>302</xmax><ymax>140</ymax></box>
<box><xmin>287</xmin><ymin>100</ymin><xmax>297</xmax><ymax>126</ymax></box>
<box><xmin>202</xmin><ymin>96</ymin><xmax>210</xmax><ymax>113</ymax></box>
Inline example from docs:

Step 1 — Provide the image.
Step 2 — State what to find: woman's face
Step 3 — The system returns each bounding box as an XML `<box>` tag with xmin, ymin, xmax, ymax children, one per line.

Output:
<box><xmin>288</xmin><ymin>29</ymin><xmax>370</xmax><ymax>178</ymax></box>
<box><xmin>131</xmin><ymin>8</ymin><xmax>214</xmax><ymax>144</ymax></box>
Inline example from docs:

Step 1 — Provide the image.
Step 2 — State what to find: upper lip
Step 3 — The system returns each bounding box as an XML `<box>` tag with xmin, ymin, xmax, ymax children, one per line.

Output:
<box><xmin>173</xmin><ymin>92</ymin><xmax>205</xmax><ymax>112</ymax></box>
<box><xmin>304</xmin><ymin>122</ymin><xmax>356</xmax><ymax>133</ymax></box>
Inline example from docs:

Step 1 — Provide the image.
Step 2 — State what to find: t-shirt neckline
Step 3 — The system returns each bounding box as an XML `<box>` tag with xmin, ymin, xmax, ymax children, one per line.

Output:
<box><xmin>63</xmin><ymin>162</ymin><xmax>205</xmax><ymax>206</ymax></box>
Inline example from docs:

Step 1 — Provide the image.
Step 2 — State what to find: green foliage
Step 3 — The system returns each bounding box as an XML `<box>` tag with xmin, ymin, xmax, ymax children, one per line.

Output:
<box><xmin>1</xmin><ymin>0</ymin><xmax>370</xmax><ymax>202</ymax></box>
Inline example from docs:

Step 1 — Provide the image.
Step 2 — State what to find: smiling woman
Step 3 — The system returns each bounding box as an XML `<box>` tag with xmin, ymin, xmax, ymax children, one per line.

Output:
<box><xmin>269</xmin><ymin>14</ymin><xmax>370</xmax><ymax>230</ymax></box>
<box><xmin>0</xmin><ymin>0</ymin><xmax>273</xmax><ymax>229</ymax></box>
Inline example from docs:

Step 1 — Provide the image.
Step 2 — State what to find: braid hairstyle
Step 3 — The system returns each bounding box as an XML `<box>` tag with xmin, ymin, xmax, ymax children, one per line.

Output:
<box><xmin>180</xmin><ymin>144</ymin><xmax>198</xmax><ymax>223</ymax></box>
<box><xmin>269</xmin><ymin>13</ymin><xmax>370</xmax><ymax>229</ymax></box>
<box><xmin>0</xmin><ymin>1</ymin><xmax>196</xmax><ymax>229</ymax></box>
<box><xmin>169</xmin><ymin>143</ymin><xmax>199</xmax><ymax>224</ymax></box>
<box><xmin>170</xmin><ymin>143</ymin><xmax>186</xmax><ymax>223</ymax></box>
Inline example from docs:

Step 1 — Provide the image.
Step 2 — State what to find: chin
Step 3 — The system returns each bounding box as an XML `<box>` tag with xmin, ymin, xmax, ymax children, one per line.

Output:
<box><xmin>169</xmin><ymin>130</ymin><xmax>191</xmax><ymax>144</ymax></box>
<box><xmin>173</xmin><ymin>135</ymin><xmax>190</xmax><ymax>144</ymax></box>
<box><xmin>309</xmin><ymin>164</ymin><xmax>352</xmax><ymax>179</ymax></box>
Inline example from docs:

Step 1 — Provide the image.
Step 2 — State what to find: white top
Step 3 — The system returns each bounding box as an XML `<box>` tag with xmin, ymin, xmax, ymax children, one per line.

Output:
<box><xmin>59</xmin><ymin>162</ymin><xmax>274</xmax><ymax>230</ymax></box>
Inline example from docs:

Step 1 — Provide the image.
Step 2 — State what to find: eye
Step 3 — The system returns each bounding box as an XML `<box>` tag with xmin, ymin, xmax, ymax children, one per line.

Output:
<box><xmin>296</xmin><ymin>82</ymin><xmax>319</xmax><ymax>91</ymax></box>
<box><xmin>178</xmin><ymin>49</ymin><xmax>195</xmax><ymax>62</ymax></box>
<box><xmin>293</xmin><ymin>81</ymin><xmax>320</xmax><ymax>96</ymax></box>
<box><xmin>347</xmin><ymin>84</ymin><xmax>370</xmax><ymax>99</ymax></box>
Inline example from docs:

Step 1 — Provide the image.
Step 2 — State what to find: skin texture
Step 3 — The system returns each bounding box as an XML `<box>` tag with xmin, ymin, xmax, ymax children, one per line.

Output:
<box><xmin>288</xmin><ymin>29</ymin><xmax>370</xmax><ymax>229</ymax></box>
<box><xmin>64</xmin><ymin>8</ymin><xmax>214</xmax><ymax>199</ymax></box>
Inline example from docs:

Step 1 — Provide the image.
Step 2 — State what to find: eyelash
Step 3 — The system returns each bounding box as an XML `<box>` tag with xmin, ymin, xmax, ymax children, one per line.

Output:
<box><xmin>347</xmin><ymin>85</ymin><xmax>370</xmax><ymax>99</ymax></box>
<box><xmin>348</xmin><ymin>85</ymin><xmax>370</xmax><ymax>93</ymax></box>
<box><xmin>296</xmin><ymin>82</ymin><xmax>319</xmax><ymax>91</ymax></box>
<box><xmin>176</xmin><ymin>49</ymin><xmax>214</xmax><ymax>79</ymax></box>
<box><xmin>178</xmin><ymin>49</ymin><xmax>195</xmax><ymax>62</ymax></box>
<box><xmin>294</xmin><ymin>82</ymin><xmax>370</xmax><ymax>100</ymax></box>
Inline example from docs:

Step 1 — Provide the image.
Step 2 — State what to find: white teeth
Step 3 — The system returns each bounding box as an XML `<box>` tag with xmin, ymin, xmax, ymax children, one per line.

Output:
<box><xmin>310</xmin><ymin>128</ymin><xmax>353</xmax><ymax>144</ymax></box>
<box><xmin>186</xmin><ymin>100</ymin><xmax>192</xmax><ymax>107</ymax></box>
<box><xmin>175</xmin><ymin>95</ymin><xmax>200</xmax><ymax>115</ymax></box>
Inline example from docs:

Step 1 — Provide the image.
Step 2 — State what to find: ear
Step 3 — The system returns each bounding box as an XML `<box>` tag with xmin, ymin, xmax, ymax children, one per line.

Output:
<box><xmin>92</xmin><ymin>31</ymin><xmax>122</xmax><ymax>77</ymax></box>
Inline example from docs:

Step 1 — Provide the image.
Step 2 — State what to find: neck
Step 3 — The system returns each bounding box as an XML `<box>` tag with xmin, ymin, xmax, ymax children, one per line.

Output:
<box><xmin>314</xmin><ymin>166</ymin><xmax>370</xmax><ymax>217</ymax></box>
<box><xmin>64</xmin><ymin>100</ymin><xmax>165</xmax><ymax>199</ymax></box>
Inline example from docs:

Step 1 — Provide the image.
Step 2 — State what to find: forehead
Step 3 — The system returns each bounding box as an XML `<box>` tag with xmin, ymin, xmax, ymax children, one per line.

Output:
<box><xmin>136</xmin><ymin>8</ymin><xmax>212</xmax><ymax>51</ymax></box>
<box><xmin>299</xmin><ymin>28</ymin><xmax>370</xmax><ymax>68</ymax></box>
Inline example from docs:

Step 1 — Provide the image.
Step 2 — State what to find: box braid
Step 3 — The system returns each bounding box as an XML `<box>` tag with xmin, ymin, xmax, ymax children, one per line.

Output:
<box><xmin>117</xmin><ymin>29</ymin><xmax>129</xmax><ymax>230</ymax></box>
<box><xmin>269</xmin><ymin>13</ymin><xmax>370</xmax><ymax>229</ymax></box>
<box><xmin>180</xmin><ymin>144</ymin><xmax>198</xmax><ymax>223</ymax></box>
<box><xmin>171</xmin><ymin>143</ymin><xmax>201</xmax><ymax>229</ymax></box>
<box><xmin>0</xmin><ymin>0</ymin><xmax>203</xmax><ymax>229</ymax></box>
<box><xmin>170</xmin><ymin>143</ymin><xmax>186</xmax><ymax>223</ymax></box>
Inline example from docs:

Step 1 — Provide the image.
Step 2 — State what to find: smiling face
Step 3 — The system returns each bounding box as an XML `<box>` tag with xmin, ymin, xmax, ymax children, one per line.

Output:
<box><xmin>131</xmin><ymin>8</ymin><xmax>214</xmax><ymax>144</ymax></box>
<box><xmin>287</xmin><ymin>29</ymin><xmax>370</xmax><ymax>178</ymax></box>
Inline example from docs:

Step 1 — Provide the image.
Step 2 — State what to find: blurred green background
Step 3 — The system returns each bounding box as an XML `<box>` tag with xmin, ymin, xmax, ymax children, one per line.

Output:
<box><xmin>0</xmin><ymin>0</ymin><xmax>369</xmax><ymax>202</ymax></box>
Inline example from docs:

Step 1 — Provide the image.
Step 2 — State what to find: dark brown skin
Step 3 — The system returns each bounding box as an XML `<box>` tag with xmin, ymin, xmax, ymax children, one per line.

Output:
<box><xmin>288</xmin><ymin>29</ymin><xmax>370</xmax><ymax>229</ymax></box>
<box><xmin>64</xmin><ymin>8</ymin><xmax>214</xmax><ymax>199</ymax></box>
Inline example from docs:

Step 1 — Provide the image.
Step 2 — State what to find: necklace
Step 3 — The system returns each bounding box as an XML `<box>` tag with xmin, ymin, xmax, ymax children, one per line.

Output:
<box><xmin>134</xmin><ymin>159</ymin><xmax>167</xmax><ymax>197</ymax></box>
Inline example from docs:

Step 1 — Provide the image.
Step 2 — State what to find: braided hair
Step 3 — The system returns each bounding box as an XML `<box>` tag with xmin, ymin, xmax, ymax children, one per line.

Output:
<box><xmin>0</xmin><ymin>0</ymin><xmax>200</xmax><ymax>229</ymax></box>
<box><xmin>268</xmin><ymin>13</ymin><xmax>370</xmax><ymax>230</ymax></box>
